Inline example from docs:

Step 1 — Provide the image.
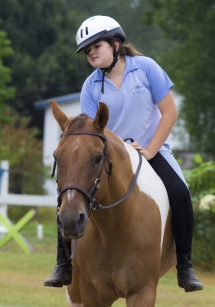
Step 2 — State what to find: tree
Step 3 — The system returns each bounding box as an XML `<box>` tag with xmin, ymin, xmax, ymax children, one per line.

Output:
<box><xmin>0</xmin><ymin>22</ymin><xmax>15</xmax><ymax>121</ymax></box>
<box><xmin>0</xmin><ymin>107</ymin><xmax>48</xmax><ymax>195</ymax></box>
<box><xmin>0</xmin><ymin>0</ymin><xmax>92</xmax><ymax>132</ymax></box>
<box><xmin>0</xmin><ymin>0</ymin><xmax>169</xmax><ymax>133</ymax></box>
<box><xmin>144</xmin><ymin>0</ymin><xmax>215</xmax><ymax>154</ymax></box>
<box><xmin>0</xmin><ymin>106</ymin><xmax>51</xmax><ymax>221</ymax></box>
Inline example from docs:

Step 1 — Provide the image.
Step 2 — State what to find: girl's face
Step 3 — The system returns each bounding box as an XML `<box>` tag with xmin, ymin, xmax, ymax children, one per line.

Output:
<box><xmin>85</xmin><ymin>40</ymin><xmax>114</xmax><ymax>69</ymax></box>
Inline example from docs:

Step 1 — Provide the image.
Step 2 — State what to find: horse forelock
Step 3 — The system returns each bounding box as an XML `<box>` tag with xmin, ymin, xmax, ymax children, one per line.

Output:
<box><xmin>57</xmin><ymin>113</ymin><xmax>109</xmax><ymax>153</ymax></box>
<box><xmin>64</xmin><ymin>114</ymin><xmax>91</xmax><ymax>133</ymax></box>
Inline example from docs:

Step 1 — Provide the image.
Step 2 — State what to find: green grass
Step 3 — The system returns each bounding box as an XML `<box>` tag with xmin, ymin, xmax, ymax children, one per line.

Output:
<box><xmin>0</xmin><ymin>221</ymin><xmax>215</xmax><ymax>307</ymax></box>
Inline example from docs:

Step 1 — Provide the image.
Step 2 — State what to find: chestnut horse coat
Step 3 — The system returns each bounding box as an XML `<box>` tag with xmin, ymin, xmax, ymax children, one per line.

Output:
<box><xmin>50</xmin><ymin>100</ymin><xmax>176</xmax><ymax>307</ymax></box>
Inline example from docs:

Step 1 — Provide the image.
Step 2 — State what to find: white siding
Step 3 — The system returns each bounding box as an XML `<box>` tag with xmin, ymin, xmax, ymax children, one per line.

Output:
<box><xmin>169</xmin><ymin>92</ymin><xmax>190</xmax><ymax>150</ymax></box>
<box><xmin>43</xmin><ymin>101</ymin><xmax>80</xmax><ymax>195</ymax></box>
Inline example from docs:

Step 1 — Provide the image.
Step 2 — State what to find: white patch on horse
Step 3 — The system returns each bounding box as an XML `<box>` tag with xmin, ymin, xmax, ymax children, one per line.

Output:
<box><xmin>66</xmin><ymin>288</ymin><xmax>83</xmax><ymax>307</ymax></box>
<box><xmin>124</xmin><ymin>142</ymin><xmax>169</xmax><ymax>250</ymax></box>
<box><xmin>72</xmin><ymin>138</ymin><xmax>80</xmax><ymax>153</ymax></box>
<box><xmin>66</xmin><ymin>138</ymin><xmax>80</xmax><ymax>180</ymax></box>
<box><xmin>66</xmin><ymin>138</ymin><xmax>80</xmax><ymax>200</ymax></box>
<box><xmin>68</xmin><ymin>190</ymin><xmax>76</xmax><ymax>202</ymax></box>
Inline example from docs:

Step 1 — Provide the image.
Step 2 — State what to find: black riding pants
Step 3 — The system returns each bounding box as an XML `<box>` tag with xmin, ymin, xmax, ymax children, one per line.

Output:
<box><xmin>148</xmin><ymin>152</ymin><xmax>193</xmax><ymax>253</ymax></box>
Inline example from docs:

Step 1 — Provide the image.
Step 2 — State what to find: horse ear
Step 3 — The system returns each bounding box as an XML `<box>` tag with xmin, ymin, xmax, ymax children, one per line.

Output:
<box><xmin>93</xmin><ymin>102</ymin><xmax>109</xmax><ymax>131</ymax></box>
<box><xmin>49</xmin><ymin>100</ymin><xmax>68</xmax><ymax>132</ymax></box>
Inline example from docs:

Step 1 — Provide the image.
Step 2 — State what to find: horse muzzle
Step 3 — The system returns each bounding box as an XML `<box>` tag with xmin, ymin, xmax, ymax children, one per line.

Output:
<box><xmin>57</xmin><ymin>210</ymin><xmax>88</xmax><ymax>239</ymax></box>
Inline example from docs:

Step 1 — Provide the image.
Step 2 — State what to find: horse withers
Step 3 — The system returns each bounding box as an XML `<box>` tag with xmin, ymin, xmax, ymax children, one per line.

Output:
<box><xmin>50</xmin><ymin>100</ymin><xmax>176</xmax><ymax>307</ymax></box>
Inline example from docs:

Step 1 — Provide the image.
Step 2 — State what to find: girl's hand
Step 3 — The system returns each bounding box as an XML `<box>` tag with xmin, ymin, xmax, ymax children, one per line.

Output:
<box><xmin>130</xmin><ymin>141</ymin><xmax>152</xmax><ymax>160</ymax></box>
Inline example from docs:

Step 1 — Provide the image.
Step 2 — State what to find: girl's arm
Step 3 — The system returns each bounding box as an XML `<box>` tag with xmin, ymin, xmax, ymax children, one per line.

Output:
<box><xmin>131</xmin><ymin>91</ymin><xmax>178</xmax><ymax>160</ymax></box>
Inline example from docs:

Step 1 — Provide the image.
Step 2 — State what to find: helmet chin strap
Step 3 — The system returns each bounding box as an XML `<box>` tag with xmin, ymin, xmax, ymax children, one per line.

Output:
<box><xmin>101</xmin><ymin>48</ymin><xmax>118</xmax><ymax>93</ymax></box>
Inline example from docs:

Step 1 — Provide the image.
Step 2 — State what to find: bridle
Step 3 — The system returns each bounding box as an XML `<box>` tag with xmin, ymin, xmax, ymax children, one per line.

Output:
<box><xmin>52</xmin><ymin>130</ymin><xmax>113</xmax><ymax>213</ymax></box>
<box><xmin>52</xmin><ymin>130</ymin><xmax>142</xmax><ymax>214</ymax></box>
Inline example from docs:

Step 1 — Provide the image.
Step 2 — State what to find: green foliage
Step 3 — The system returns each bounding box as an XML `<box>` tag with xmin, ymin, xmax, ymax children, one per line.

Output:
<box><xmin>0</xmin><ymin>22</ymin><xmax>16</xmax><ymax>119</ymax></box>
<box><xmin>144</xmin><ymin>0</ymin><xmax>215</xmax><ymax>154</ymax></box>
<box><xmin>0</xmin><ymin>0</ymin><xmax>170</xmax><ymax>131</ymax></box>
<box><xmin>192</xmin><ymin>202</ymin><xmax>215</xmax><ymax>269</ymax></box>
<box><xmin>183</xmin><ymin>158</ymin><xmax>215</xmax><ymax>204</ymax></box>
<box><xmin>183</xmin><ymin>154</ymin><xmax>215</xmax><ymax>267</ymax></box>
<box><xmin>0</xmin><ymin>107</ymin><xmax>49</xmax><ymax>195</ymax></box>
<box><xmin>0</xmin><ymin>0</ymin><xmax>91</xmax><ymax>131</ymax></box>
<box><xmin>0</xmin><ymin>106</ymin><xmax>50</xmax><ymax>232</ymax></box>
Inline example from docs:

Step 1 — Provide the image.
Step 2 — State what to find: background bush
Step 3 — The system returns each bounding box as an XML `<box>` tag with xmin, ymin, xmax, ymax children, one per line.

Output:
<box><xmin>192</xmin><ymin>208</ymin><xmax>215</xmax><ymax>269</ymax></box>
<box><xmin>183</xmin><ymin>156</ymin><xmax>215</xmax><ymax>269</ymax></box>
<box><xmin>0</xmin><ymin>107</ymin><xmax>50</xmax><ymax>221</ymax></box>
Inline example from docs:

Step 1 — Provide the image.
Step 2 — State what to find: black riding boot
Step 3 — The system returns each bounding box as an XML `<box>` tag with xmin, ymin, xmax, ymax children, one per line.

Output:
<box><xmin>44</xmin><ymin>230</ymin><xmax>72</xmax><ymax>287</ymax></box>
<box><xmin>176</xmin><ymin>252</ymin><xmax>203</xmax><ymax>292</ymax></box>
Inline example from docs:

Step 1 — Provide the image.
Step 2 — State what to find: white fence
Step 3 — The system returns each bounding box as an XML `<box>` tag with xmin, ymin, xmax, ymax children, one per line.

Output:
<box><xmin>0</xmin><ymin>160</ymin><xmax>57</xmax><ymax>234</ymax></box>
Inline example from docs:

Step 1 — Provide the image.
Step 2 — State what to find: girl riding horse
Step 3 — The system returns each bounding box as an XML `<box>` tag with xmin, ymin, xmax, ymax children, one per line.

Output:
<box><xmin>44</xmin><ymin>15</ymin><xmax>203</xmax><ymax>294</ymax></box>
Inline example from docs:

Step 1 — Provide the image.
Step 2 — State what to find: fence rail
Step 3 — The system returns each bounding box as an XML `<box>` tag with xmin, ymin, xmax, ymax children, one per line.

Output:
<box><xmin>0</xmin><ymin>194</ymin><xmax>56</xmax><ymax>207</ymax></box>
<box><xmin>0</xmin><ymin>160</ymin><xmax>56</xmax><ymax>240</ymax></box>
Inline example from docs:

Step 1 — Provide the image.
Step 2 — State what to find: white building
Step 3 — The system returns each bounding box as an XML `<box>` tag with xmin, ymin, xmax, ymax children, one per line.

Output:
<box><xmin>35</xmin><ymin>93</ymin><xmax>81</xmax><ymax>194</ymax></box>
<box><xmin>34</xmin><ymin>91</ymin><xmax>189</xmax><ymax>195</ymax></box>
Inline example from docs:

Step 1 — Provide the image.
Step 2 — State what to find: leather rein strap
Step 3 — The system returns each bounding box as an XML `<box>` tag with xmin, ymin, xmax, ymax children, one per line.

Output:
<box><xmin>94</xmin><ymin>149</ymin><xmax>142</xmax><ymax>210</ymax></box>
<box><xmin>52</xmin><ymin>131</ymin><xmax>142</xmax><ymax>213</ymax></box>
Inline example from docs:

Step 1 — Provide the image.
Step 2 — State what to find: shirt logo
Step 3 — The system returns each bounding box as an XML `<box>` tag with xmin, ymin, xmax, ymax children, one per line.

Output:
<box><xmin>132</xmin><ymin>83</ymin><xmax>145</xmax><ymax>94</ymax></box>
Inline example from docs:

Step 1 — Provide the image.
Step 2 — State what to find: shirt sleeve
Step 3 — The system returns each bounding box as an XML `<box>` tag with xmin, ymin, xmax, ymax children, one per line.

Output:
<box><xmin>80</xmin><ymin>76</ymin><xmax>98</xmax><ymax>119</ymax></box>
<box><xmin>138</xmin><ymin>56</ymin><xmax>174</xmax><ymax>104</ymax></box>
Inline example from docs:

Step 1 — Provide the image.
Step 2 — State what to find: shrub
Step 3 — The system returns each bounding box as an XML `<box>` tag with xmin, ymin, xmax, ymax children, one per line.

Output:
<box><xmin>0</xmin><ymin>107</ymin><xmax>50</xmax><ymax>221</ymax></box>
<box><xmin>183</xmin><ymin>156</ymin><xmax>215</xmax><ymax>268</ymax></box>
<box><xmin>192</xmin><ymin>195</ymin><xmax>215</xmax><ymax>269</ymax></box>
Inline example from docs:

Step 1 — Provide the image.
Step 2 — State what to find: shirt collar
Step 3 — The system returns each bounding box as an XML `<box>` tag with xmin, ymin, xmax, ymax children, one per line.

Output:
<box><xmin>93</xmin><ymin>55</ymin><xmax>139</xmax><ymax>82</ymax></box>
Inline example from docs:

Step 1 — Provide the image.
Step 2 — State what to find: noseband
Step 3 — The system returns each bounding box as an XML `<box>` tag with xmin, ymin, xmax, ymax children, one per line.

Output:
<box><xmin>52</xmin><ymin>131</ymin><xmax>142</xmax><ymax>214</ymax></box>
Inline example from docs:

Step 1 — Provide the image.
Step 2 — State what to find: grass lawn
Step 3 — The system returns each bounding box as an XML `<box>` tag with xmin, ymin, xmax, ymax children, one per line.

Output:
<box><xmin>0</xmin><ymin>221</ymin><xmax>215</xmax><ymax>307</ymax></box>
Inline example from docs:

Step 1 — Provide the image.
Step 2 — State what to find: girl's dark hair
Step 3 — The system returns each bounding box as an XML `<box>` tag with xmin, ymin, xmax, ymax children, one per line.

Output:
<box><xmin>109</xmin><ymin>37</ymin><xmax>143</xmax><ymax>57</ymax></box>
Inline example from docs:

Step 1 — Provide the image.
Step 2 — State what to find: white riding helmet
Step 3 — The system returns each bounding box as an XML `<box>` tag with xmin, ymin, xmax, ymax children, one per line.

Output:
<box><xmin>76</xmin><ymin>15</ymin><xmax>126</xmax><ymax>53</ymax></box>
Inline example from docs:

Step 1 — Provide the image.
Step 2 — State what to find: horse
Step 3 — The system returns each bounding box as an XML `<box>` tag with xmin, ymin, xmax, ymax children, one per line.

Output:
<box><xmin>50</xmin><ymin>100</ymin><xmax>176</xmax><ymax>307</ymax></box>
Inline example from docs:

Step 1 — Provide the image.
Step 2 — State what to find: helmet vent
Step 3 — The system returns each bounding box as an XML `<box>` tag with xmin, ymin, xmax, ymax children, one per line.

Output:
<box><xmin>80</xmin><ymin>29</ymin><xmax>83</xmax><ymax>38</ymax></box>
<box><xmin>85</xmin><ymin>27</ymin><xmax>88</xmax><ymax>35</ymax></box>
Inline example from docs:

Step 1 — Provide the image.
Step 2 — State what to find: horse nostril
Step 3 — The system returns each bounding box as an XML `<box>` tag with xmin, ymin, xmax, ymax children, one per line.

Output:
<box><xmin>56</xmin><ymin>214</ymin><xmax>62</xmax><ymax>228</ymax></box>
<box><xmin>77</xmin><ymin>213</ymin><xmax>86</xmax><ymax>228</ymax></box>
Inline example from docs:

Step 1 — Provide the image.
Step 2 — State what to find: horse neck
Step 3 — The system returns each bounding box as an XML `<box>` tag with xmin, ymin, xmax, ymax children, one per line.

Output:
<box><xmin>90</xmin><ymin>133</ymin><xmax>136</xmax><ymax>235</ymax></box>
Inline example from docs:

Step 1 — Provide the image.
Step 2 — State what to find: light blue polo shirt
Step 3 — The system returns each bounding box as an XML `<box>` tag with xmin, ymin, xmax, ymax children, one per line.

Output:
<box><xmin>80</xmin><ymin>55</ymin><xmax>174</xmax><ymax>152</ymax></box>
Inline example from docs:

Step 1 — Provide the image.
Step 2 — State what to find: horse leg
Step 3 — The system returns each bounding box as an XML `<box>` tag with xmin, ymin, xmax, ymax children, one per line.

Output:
<box><xmin>126</xmin><ymin>285</ymin><xmax>157</xmax><ymax>307</ymax></box>
<box><xmin>66</xmin><ymin>277</ymin><xmax>112</xmax><ymax>307</ymax></box>
<box><xmin>66</xmin><ymin>287</ymin><xmax>83</xmax><ymax>307</ymax></box>
<box><xmin>66</xmin><ymin>267</ymin><xmax>83</xmax><ymax>307</ymax></box>
<box><xmin>80</xmin><ymin>287</ymin><xmax>113</xmax><ymax>307</ymax></box>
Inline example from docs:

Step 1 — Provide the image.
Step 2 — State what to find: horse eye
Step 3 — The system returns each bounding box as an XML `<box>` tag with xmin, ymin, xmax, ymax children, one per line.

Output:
<box><xmin>94</xmin><ymin>154</ymin><xmax>103</xmax><ymax>165</ymax></box>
